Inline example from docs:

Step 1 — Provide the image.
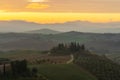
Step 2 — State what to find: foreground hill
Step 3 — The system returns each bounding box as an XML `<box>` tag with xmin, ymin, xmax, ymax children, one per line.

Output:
<box><xmin>0</xmin><ymin>42</ymin><xmax>120</xmax><ymax>80</ymax></box>
<box><xmin>74</xmin><ymin>52</ymin><xmax>120</xmax><ymax>80</ymax></box>
<box><xmin>50</xmin><ymin>43</ymin><xmax>120</xmax><ymax>80</ymax></box>
<box><xmin>31</xmin><ymin>64</ymin><xmax>97</xmax><ymax>80</ymax></box>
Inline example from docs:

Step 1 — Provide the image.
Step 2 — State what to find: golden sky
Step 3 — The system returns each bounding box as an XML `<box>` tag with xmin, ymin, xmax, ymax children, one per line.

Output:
<box><xmin>0</xmin><ymin>0</ymin><xmax>120</xmax><ymax>23</ymax></box>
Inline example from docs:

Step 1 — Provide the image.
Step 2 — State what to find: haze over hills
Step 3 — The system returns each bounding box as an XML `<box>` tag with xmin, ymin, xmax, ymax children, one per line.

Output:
<box><xmin>0</xmin><ymin>20</ymin><xmax>120</xmax><ymax>56</ymax></box>
<box><xmin>26</xmin><ymin>29</ymin><xmax>61</xmax><ymax>34</ymax></box>
<box><xmin>0</xmin><ymin>32</ymin><xmax>119</xmax><ymax>55</ymax></box>
<box><xmin>0</xmin><ymin>20</ymin><xmax>120</xmax><ymax>33</ymax></box>
<box><xmin>0</xmin><ymin>29</ymin><xmax>120</xmax><ymax>68</ymax></box>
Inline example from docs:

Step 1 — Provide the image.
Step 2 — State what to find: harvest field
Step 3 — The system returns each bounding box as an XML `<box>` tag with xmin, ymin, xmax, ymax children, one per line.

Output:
<box><xmin>0</xmin><ymin>51</ymin><xmax>71</xmax><ymax>64</ymax></box>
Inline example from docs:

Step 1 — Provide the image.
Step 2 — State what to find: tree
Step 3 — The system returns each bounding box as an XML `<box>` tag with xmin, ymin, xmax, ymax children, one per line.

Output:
<box><xmin>11</xmin><ymin>60</ymin><xmax>29</xmax><ymax>77</ymax></box>
<box><xmin>81</xmin><ymin>44</ymin><xmax>85</xmax><ymax>51</ymax></box>
<box><xmin>50</xmin><ymin>42</ymin><xmax>86</xmax><ymax>55</ymax></box>
<box><xmin>31</xmin><ymin>67</ymin><xmax>38</xmax><ymax>77</ymax></box>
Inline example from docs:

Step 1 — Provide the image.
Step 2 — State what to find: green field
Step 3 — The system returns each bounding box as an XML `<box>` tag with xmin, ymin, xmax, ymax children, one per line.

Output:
<box><xmin>31</xmin><ymin>64</ymin><xmax>97</xmax><ymax>80</ymax></box>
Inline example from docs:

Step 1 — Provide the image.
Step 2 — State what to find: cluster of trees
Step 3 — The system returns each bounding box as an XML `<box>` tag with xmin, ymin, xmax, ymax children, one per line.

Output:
<box><xmin>0</xmin><ymin>60</ymin><xmax>39</xmax><ymax>80</ymax></box>
<box><xmin>50</xmin><ymin>42</ymin><xmax>86</xmax><ymax>55</ymax></box>
<box><xmin>11</xmin><ymin>60</ymin><xmax>38</xmax><ymax>77</ymax></box>
<box><xmin>36</xmin><ymin>59</ymin><xmax>51</xmax><ymax>64</ymax></box>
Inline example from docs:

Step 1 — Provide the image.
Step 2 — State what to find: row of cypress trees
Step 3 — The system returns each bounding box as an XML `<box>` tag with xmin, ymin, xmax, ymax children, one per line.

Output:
<box><xmin>50</xmin><ymin>42</ymin><xmax>85</xmax><ymax>55</ymax></box>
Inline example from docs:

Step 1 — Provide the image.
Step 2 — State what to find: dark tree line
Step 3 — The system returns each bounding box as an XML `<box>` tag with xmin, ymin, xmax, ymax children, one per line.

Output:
<box><xmin>0</xmin><ymin>60</ymin><xmax>38</xmax><ymax>80</ymax></box>
<box><xmin>11</xmin><ymin>60</ymin><xmax>31</xmax><ymax>77</ymax></box>
<box><xmin>50</xmin><ymin>42</ymin><xmax>86</xmax><ymax>55</ymax></box>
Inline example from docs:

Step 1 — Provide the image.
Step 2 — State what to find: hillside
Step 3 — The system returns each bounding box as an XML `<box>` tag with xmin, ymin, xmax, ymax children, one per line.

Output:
<box><xmin>0</xmin><ymin>32</ymin><xmax>119</xmax><ymax>55</ymax></box>
<box><xmin>47</xmin><ymin>43</ymin><xmax>120</xmax><ymax>80</ymax></box>
<box><xmin>26</xmin><ymin>29</ymin><xmax>61</xmax><ymax>34</ymax></box>
<box><xmin>31</xmin><ymin>64</ymin><xmax>97</xmax><ymax>80</ymax></box>
<box><xmin>106</xmin><ymin>53</ymin><xmax>120</xmax><ymax>64</ymax></box>
<box><xmin>74</xmin><ymin>52</ymin><xmax>120</xmax><ymax>80</ymax></box>
<box><xmin>0</xmin><ymin>42</ymin><xmax>120</xmax><ymax>80</ymax></box>
<box><xmin>0</xmin><ymin>38</ymin><xmax>56</xmax><ymax>51</ymax></box>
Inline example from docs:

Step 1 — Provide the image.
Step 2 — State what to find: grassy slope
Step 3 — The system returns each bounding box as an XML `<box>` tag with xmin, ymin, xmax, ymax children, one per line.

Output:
<box><xmin>32</xmin><ymin>64</ymin><xmax>97</xmax><ymax>80</ymax></box>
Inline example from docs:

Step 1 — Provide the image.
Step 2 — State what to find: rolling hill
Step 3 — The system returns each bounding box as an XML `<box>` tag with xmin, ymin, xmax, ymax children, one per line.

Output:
<box><xmin>26</xmin><ymin>29</ymin><xmax>61</xmax><ymax>34</ymax></box>
<box><xmin>0</xmin><ymin>32</ymin><xmax>119</xmax><ymax>55</ymax></box>
<box><xmin>0</xmin><ymin>20</ymin><xmax>120</xmax><ymax>33</ymax></box>
<box><xmin>31</xmin><ymin>64</ymin><xmax>97</xmax><ymax>80</ymax></box>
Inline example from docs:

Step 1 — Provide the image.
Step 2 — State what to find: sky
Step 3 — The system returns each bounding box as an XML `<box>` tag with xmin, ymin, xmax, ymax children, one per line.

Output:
<box><xmin>0</xmin><ymin>0</ymin><xmax>120</xmax><ymax>24</ymax></box>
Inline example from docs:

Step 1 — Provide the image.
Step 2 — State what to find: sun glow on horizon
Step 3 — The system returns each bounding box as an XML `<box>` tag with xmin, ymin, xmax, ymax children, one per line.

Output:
<box><xmin>0</xmin><ymin>10</ymin><xmax>6</xmax><ymax>13</ymax></box>
<box><xmin>0</xmin><ymin>12</ymin><xmax>120</xmax><ymax>24</ymax></box>
<box><xmin>28</xmin><ymin>0</ymin><xmax>47</xmax><ymax>2</ymax></box>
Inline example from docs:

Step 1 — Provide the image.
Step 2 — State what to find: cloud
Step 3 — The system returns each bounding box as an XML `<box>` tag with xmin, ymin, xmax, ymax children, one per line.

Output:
<box><xmin>28</xmin><ymin>0</ymin><xmax>49</xmax><ymax>2</ymax></box>
<box><xmin>0</xmin><ymin>0</ymin><xmax>120</xmax><ymax>12</ymax></box>
<box><xmin>26</xmin><ymin>3</ymin><xmax>49</xmax><ymax>9</ymax></box>
<box><xmin>0</xmin><ymin>0</ymin><xmax>49</xmax><ymax>12</ymax></box>
<box><xmin>0</xmin><ymin>0</ymin><xmax>27</xmax><ymax>11</ymax></box>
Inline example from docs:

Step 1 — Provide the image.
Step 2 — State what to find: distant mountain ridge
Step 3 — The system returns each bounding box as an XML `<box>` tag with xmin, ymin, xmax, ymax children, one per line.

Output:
<box><xmin>26</xmin><ymin>29</ymin><xmax>61</xmax><ymax>34</ymax></box>
<box><xmin>0</xmin><ymin>20</ymin><xmax>120</xmax><ymax>33</ymax></box>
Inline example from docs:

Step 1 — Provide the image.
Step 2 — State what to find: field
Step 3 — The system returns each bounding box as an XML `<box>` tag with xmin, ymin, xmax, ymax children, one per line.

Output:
<box><xmin>0</xmin><ymin>51</ymin><xmax>71</xmax><ymax>64</ymax></box>
<box><xmin>0</xmin><ymin>51</ymin><xmax>98</xmax><ymax>80</ymax></box>
<box><xmin>31</xmin><ymin>64</ymin><xmax>97</xmax><ymax>80</ymax></box>
<box><xmin>1</xmin><ymin>49</ymin><xmax>120</xmax><ymax>80</ymax></box>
